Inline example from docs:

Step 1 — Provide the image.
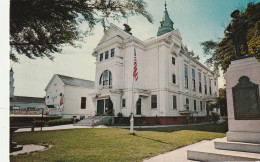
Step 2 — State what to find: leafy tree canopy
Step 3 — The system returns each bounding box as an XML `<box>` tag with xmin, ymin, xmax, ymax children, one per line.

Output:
<box><xmin>200</xmin><ymin>2</ymin><xmax>260</xmax><ymax>72</ymax></box>
<box><xmin>10</xmin><ymin>0</ymin><xmax>153</xmax><ymax>62</ymax></box>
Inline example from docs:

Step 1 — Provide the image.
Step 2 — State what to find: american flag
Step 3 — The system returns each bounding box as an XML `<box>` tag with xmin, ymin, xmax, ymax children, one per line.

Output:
<box><xmin>133</xmin><ymin>48</ymin><xmax>138</xmax><ymax>81</ymax></box>
<box><xmin>60</xmin><ymin>97</ymin><xmax>63</xmax><ymax>105</ymax></box>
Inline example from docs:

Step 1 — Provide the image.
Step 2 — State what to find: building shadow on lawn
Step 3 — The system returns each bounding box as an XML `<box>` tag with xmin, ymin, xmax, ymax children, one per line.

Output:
<box><xmin>133</xmin><ymin>134</ymin><xmax>172</xmax><ymax>145</ymax></box>
<box><xmin>134</xmin><ymin>123</ymin><xmax>228</xmax><ymax>133</ymax></box>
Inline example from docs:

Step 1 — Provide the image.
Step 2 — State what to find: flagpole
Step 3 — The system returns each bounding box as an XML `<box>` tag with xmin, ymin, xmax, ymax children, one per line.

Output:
<box><xmin>130</xmin><ymin>77</ymin><xmax>134</xmax><ymax>134</ymax></box>
<box><xmin>130</xmin><ymin>47</ymin><xmax>135</xmax><ymax>135</ymax></box>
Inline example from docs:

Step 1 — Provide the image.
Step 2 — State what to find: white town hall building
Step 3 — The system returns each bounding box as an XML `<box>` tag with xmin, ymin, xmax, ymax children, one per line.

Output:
<box><xmin>90</xmin><ymin>4</ymin><xmax>219</xmax><ymax>124</ymax></box>
<box><xmin>45</xmin><ymin>3</ymin><xmax>219</xmax><ymax>124</ymax></box>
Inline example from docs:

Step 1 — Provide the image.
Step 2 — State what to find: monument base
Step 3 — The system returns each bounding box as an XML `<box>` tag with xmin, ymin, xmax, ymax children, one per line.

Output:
<box><xmin>225</xmin><ymin>57</ymin><xmax>260</xmax><ymax>143</ymax></box>
<box><xmin>215</xmin><ymin>138</ymin><xmax>260</xmax><ymax>153</ymax></box>
<box><xmin>187</xmin><ymin>138</ymin><xmax>260</xmax><ymax>161</ymax></box>
<box><xmin>227</xmin><ymin>131</ymin><xmax>260</xmax><ymax>144</ymax></box>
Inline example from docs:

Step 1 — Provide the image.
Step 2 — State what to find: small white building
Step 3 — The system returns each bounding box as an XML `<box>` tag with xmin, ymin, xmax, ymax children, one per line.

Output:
<box><xmin>90</xmin><ymin>3</ymin><xmax>219</xmax><ymax>124</ymax></box>
<box><xmin>45</xmin><ymin>74</ymin><xmax>95</xmax><ymax>119</ymax></box>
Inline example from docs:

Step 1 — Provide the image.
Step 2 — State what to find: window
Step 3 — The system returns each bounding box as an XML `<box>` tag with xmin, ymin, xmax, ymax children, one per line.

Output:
<box><xmin>111</xmin><ymin>48</ymin><xmax>115</xmax><ymax>57</ymax></box>
<box><xmin>173</xmin><ymin>95</ymin><xmax>177</xmax><ymax>109</ymax></box>
<box><xmin>186</xmin><ymin>98</ymin><xmax>189</xmax><ymax>110</ymax></box>
<box><xmin>81</xmin><ymin>97</ymin><xmax>86</xmax><ymax>109</ymax></box>
<box><xmin>186</xmin><ymin>98</ymin><xmax>189</xmax><ymax>104</ymax></box>
<box><xmin>47</xmin><ymin>96</ymin><xmax>49</xmax><ymax>99</ymax></box>
<box><xmin>215</xmin><ymin>81</ymin><xmax>217</xmax><ymax>86</ymax></box>
<box><xmin>194</xmin><ymin>100</ymin><xmax>196</xmax><ymax>110</ymax></box>
<box><xmin>100</xmin><ymin>53</ymin><xmax>103</xmax><ymax>61</ymax></box>
<box><xmin>151</xmin><ymin>95</ymin><xmax>157</xmax><ymax>108</ymax></box>
<box><xmin>200</xmin><ymin>101</ymin><xmax>203</xmax><ymax>111</ymax></box>
<box><xmin>209</xmin><ymin>79</ymin><xmax>212</xmax><ymax>95</ymax></box>
<box><xmin>172</xmin><ymin>74</ymin><xmax>176</xmax><ymax>84</ymax></box>
<box><xmin>103</xmin><ymin>70</ymin><xmax>109</xmax><ymax>85</ymax></box>
<box><xmin>184</xmin><ymin>65</ymin><xmax>188</xmax><ymax>88</ymax></box>
<box><xmin>172</xmin><ymin>57</ymin><xmax>175</xmax><ymax>65</ymax></box>
<box><xmin>99</xmin><ymin>70</ymin><xmax>112</xmax><ymax>88</ymax></box>
<box><xmin>204</xmin><ymin>75</ymin><xmax>207</xmax><ymax>94</ymax></box>
<box><xmin>198</xmin><ymin>72</ymin><xmax>202</xmax><ymax>93</ymax></box>
<box><xmin>105</xmin><ymin>51</ymin><xmax>109</xmax><ymax>59</ymax></box>
<box><xmin>60</xmin><ymin>93</ymin><xmax>62</xmax><ymax>96</ymax></box>
<box><xmin>192</xmin><ymin>69</ymin><xmax>196</xmax><ymax>91</ymax></box>
<box><xmin>122</xmin><ymin>99</ymin><xmax>126</xmax><ymax>107</ymax></box>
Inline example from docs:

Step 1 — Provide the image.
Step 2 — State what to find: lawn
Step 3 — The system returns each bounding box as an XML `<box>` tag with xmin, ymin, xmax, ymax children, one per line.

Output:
<box><xmin>11</xmin><ymin>123</ymin><xmax>228</xmax><ymax>162</ymax></box>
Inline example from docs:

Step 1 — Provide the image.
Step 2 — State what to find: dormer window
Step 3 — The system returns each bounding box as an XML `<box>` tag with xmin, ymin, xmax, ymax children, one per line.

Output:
<box><xmin>111</xmin><ymin>48</ymin><xmax>115</xmax><ymax>57</ymax></box>
<box><xmin>100</xmin><ymin>53</ymin><xmax>103</xmax><ymax>61</ymax></box>
<box><xmin>105</xmin><ymin>51</ymin><xmax>109</xmax><ymax>59</ymax></box>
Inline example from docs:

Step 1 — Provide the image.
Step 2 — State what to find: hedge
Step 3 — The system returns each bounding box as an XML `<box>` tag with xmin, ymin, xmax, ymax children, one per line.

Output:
<box><xmin>34</xmin><ymin>118</ymin><xmax>73</xmax><ymax>127</ymax></box>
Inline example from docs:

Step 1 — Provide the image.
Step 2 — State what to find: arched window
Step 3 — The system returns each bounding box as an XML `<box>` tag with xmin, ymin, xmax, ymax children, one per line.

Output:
<box><xmin>99</xmin><ymin>70</ymin><xmax>112</xmax><ymax>88</ymax></box>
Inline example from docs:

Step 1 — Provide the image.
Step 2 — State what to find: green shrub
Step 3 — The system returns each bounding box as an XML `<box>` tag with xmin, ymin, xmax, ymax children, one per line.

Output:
<box><xmin>210</xmin><ymin>112</ymin><xmax>220</xmax><ymax>124</ymax></box>
<box><xmin>34</xmin><ymin>118</ymin><xmax>73</xmax><ymax>127</ymax></box>
<box><xmin>46</xmin><ymin>118</ymin><xmax>72</xmax><ymax>126</ymax></box>
<box><xmin>108</xmin><ymin>117</ymin><xmax>113</xmax><ymax>126</ymax></box>
<box><xmin>222</xmin><ymin>116</ymin><xmax>228</xmax><ymax>123</ymax></box>
<box><xmin>117</xmin><ymin>112</ymin><xmax>124</xmax><ymax>124</ymax></box>
<box><xmin>117</xmin><ymin>112</ymin><xmax>123</xmax><ymax>118</ymax></box>
<box><xmin>34</xmin><ymin>120</ymin><xmax>45</xmax><ymax>127</ymax></box>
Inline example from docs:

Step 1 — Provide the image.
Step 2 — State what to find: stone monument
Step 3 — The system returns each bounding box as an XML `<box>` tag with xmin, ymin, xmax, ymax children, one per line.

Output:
<box><xmin>224</xmin><ymin>58</ymin><xmax>260</xmax><ymax>144</ymax></box>
<box><xmin>187</xmin><ymin>10</ymin><xmax>260</xmax><ymax>161</ymax></box>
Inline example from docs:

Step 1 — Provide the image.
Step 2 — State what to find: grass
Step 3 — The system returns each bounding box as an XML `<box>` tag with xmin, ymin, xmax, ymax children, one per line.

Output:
<box><xmin>11</xmin><ymin>123</ymin><xmax>228</xmax><ymax>162</ymax></box>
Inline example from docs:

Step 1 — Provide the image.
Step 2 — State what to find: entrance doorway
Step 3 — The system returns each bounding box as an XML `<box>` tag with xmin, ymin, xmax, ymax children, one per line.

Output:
<box><xmin>97</xmin><ymin>98</ymin><xmax>113</xmax><ymax>116</ymax></box>
<box><xmin>136</xmin><ymin>98</ymin><xmax>141</xmax><ymax>115</ymax></box>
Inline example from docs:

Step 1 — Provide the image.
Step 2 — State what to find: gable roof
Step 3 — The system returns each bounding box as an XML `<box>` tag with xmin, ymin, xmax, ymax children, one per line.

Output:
<box><xmin>56</xmin><ymin>74</ymin><xmax>95</xmax><ymax>89</ymax></box>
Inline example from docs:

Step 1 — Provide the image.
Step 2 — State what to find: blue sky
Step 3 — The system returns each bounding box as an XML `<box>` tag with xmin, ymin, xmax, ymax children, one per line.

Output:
<box><xmin>7</xmin><ymin>0</ymin><xmax>260</xmax><ymax>97</ymax></box>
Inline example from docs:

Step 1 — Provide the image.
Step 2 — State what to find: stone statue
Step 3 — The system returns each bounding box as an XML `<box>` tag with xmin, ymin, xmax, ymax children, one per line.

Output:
<box><xmin>123</xmin><ymin>24</ymin><xmax>132</xmax><ymax>35</ymax></box>
<box><xmin>225</xmin><ymin>10</ymin><xmax>249</xmax><ymax>59</ymax></box>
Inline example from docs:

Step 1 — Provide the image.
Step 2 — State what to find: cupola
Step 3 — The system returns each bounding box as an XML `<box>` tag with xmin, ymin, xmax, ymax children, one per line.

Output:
<box><xmin>157</xmin><ymin>2</ymin><xmax>174</xmax><ymax>36</ymax></box>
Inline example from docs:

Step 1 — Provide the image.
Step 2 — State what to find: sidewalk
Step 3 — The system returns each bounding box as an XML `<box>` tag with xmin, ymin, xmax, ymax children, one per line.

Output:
<box><xmin>143</xmin><ymin>139</ymin><xmax>216</xmax><ymax>162</ymax></box>
<box><xmin>16</xmin><ymin>122</ymin><xmax>212</xmax><ymax>132</ymax></box>
<box><xmin>15</xmin><ymin>124</ymin><xmax>103</xmax><ymax>132</ymax></box>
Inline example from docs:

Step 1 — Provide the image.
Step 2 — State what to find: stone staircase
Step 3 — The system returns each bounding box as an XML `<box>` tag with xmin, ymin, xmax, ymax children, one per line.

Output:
<box><xmin>74</xmin><ymin>116</ymin><xmax>114</xmax><ymax>126</ymax></box>
<box><xmin>187</xmin><ymin>137</ymin><xmax>260</xmax><ymax>161</ymax></box>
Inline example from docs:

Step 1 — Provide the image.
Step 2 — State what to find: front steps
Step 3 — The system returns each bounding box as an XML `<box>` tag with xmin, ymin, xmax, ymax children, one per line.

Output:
<box><xmin>187</xmin><ymin>137</ymin><xmax>260</xmax><ymax>161</ymax></box>
<box><xmin>74</xmin><ymin>116</ymin><xmax>114</xmax><ymax>126</ymax></box>
<box><xmin>215</xmin><ymin>138</ymin><xmax>260</xmax><ymax>153</ymax></box>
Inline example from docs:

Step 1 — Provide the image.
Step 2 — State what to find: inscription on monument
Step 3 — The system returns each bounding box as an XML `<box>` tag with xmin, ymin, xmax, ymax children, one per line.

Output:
<box><xmin>232</xmin><ymin>76</ymin><xmax>260</xmax><ymax>120</ymax></box>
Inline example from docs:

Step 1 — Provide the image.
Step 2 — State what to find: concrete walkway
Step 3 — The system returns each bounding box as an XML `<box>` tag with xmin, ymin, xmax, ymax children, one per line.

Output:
<box><xmin>10</xmin><ymin>144</ymin><xmax>46</xmax><ymax>156</ymax></box>
<box><xmin>16</xmin><ymin>122</ymin><xmax>211</xmax><ymax>132</ymax></box>
<box><xmin>143</xmin><ymin>139</ymin><xmax>213</xmax><ymax>162</ymax></box>
<box><xmin>15</xmin><ymin>124</ymin><xmax>106</xmax><ymax>132</ymax></box>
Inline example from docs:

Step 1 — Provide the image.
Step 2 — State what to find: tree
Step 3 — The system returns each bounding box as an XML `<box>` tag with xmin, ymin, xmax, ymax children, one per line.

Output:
<box><xmin>217</xmin><ymin>88</ymin><xmax>227</xmax><ymax>116</ymax></box>
<box><xmin>207</xmin><ymin>88</ymin><xmax>227</xmax><ymax>117</ymax></box>
<box><xmin>200</xmin><ymin>2</ymin><xmax>260</xmax><ymax>72</ymax></box>
<box><xmin>10</xmin><ymin>0</ymin><xmax>153</xmax><ymax>62</ymax></box>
